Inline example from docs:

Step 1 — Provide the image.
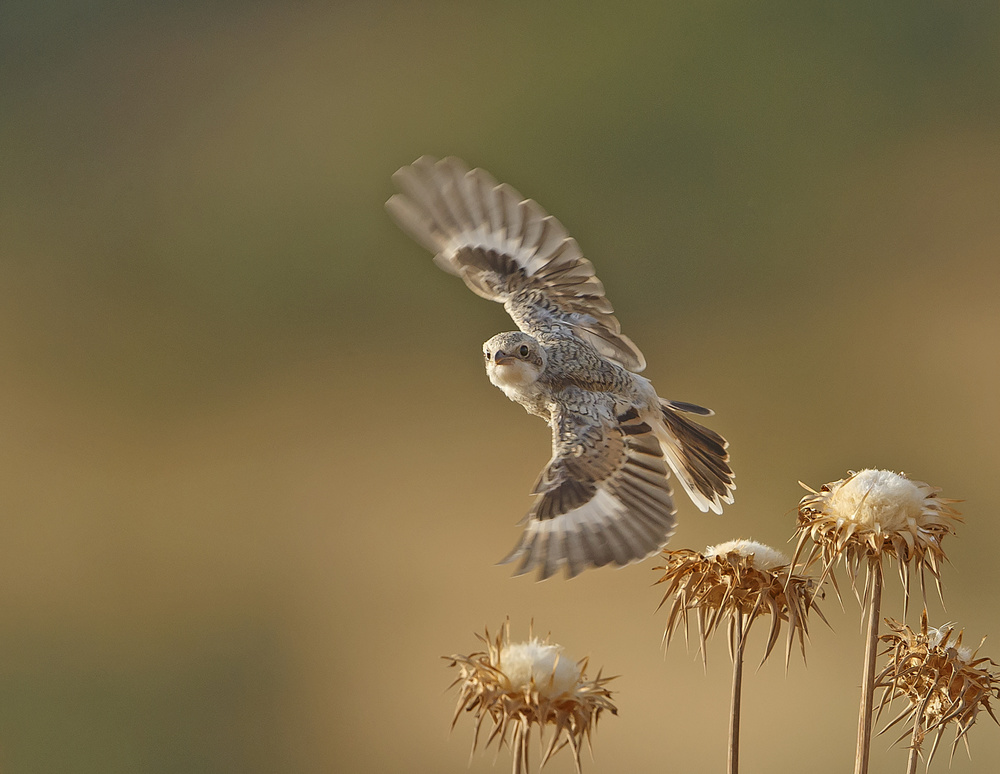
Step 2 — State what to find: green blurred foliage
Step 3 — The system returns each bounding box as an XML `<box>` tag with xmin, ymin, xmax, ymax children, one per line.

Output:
<box><xmin>2</xmin><ymin>1</ymin><xmax>1000</xmax><ymax>772</ymax></box>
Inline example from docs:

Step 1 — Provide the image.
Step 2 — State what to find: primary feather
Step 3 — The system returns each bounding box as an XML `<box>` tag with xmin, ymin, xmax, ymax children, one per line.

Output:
<box><xmin>386</xmin><ymin>155</ymin><xmax>646</xmax><ymax>371</ymax></box>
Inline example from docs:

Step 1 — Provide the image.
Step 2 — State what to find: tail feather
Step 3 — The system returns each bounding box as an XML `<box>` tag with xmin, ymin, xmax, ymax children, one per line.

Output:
<box><xmin>664</xmin><ymin>399</ymin><xmax>714</xmax><ymax>417</ymax></box>
<box><xmin>657</xmin><ymin>399</ymin><xmax>735</xmax><ymax>514</ymax></box>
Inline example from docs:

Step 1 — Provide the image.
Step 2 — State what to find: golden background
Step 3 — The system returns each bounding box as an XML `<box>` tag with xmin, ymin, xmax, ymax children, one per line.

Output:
<box><xmin>2</xmin><ymin>2</ymin><xmax>999</xmax><ymax>772</ymax></box>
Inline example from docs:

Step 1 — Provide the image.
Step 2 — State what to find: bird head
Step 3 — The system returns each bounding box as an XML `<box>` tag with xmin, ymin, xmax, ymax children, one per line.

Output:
<box><xmin>483</xmin><ymin>332</ymin><xmax>545</xmax><ymax>390</ymax></box>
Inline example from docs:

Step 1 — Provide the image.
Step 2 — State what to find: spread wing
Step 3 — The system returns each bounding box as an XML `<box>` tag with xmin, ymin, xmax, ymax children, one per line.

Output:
<box><xmin>386</xmin><ymin>155</ymin><xmax>646</xmax><ymax>372</ymax></box>
<box><xmin>500</xmin><ymin>401</ymin><xmax>677</xmax><ymax>580</ymax></box>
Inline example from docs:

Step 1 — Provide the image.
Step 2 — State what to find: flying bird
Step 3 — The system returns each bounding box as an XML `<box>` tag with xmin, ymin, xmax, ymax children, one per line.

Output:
<box><xmin>386</xmin><ymin>156</ymin><xmax>734</xmax><ymax>579</ymax></box>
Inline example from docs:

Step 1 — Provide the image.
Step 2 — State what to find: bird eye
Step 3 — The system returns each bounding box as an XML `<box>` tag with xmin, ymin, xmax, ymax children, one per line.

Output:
<box><xmin>519</xmin><ymin>344</ymin><xmax>529</xmax><ymax>357</ymax></box>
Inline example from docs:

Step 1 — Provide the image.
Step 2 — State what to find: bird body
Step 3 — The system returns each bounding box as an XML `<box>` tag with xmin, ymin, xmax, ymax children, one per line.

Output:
<box><xmin>387</xmin><ymin>156</ymin><xmax>735</xmax><ymax>579</ymax></box>
<box><xmin>484</xmin><ymin>330</ymin><xmax>633</xmax><ymax>417</ymax></box>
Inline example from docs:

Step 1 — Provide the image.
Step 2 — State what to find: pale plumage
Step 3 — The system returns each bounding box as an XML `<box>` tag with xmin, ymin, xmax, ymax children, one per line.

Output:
<box><xmin>387</xmin><ymin>156</ymin><xmax>735</xmax><ymax>579</ymax></box>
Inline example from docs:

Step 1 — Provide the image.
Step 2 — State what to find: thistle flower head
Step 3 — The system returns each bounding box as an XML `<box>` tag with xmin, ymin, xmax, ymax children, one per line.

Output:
<box><xmin>704</xmin><ymin>538</ymin><xmax>789</xmax><ymax>570</ymax></box>
<box><xmin>654</xmin><ymin>538</ymin><xmax>825</xmax><ymax>668</ymax></box>
<box><xmin>444</xmin><ymin>621</ymin><xmax>617</xmax><ymax>774</ymax></box>
<box><xmin>875</xmin><ymin>611</ymin><xmax>1000</xmax><ymax>767</ymax></box>
<box><xmin>499</xmin><ymin>639</ymin><xmax>582</xmax><ymax>699</ymax></box>
<box><xmin>792</xmin><ymin>469</ymin><xmax>962</xmax><ymax>614</ymax></box>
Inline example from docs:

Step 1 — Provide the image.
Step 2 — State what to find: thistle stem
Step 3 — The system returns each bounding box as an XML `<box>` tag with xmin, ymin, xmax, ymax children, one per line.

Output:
<box><xmin>728</xmin><ymin>612</ymin><xmax>745</xmax><ymax>774</ymax></box>
<box><xmin>512</xmin><ymin>721</ymin><xmax>528</xmax><ymax>774</ymax></box>
<box><xmin>855</xmin><ymin>561</ymin><xmax>883</xmax><ymax>774</ymax></box>
<box><xmin>905</xmin><ymin>709</ymin><xmax>922</xmax><ymax>774</ymax></box>
<box><xmin>905</xmin><ymin>737</ymin><xmax>920</xmax><ymax>774</ymax></box>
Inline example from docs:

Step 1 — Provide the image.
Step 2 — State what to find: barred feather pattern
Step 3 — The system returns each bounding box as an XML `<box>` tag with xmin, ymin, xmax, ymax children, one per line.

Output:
<box><xmin>387</xmin><ymin>156</ymin><xmax>736</xmax><ymax>579</ymax></box>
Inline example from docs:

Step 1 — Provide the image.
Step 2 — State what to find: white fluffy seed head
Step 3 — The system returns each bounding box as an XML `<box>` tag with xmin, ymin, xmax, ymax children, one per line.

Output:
<box><xmin>499</xmin><ymin>639</ymin><xmax>581</xmax><ymax>699</ymax></box>
<box><xmin>926</xmin><ymin>625</ymin><xmax>949</xmax><ymax>649</ymax></box>
<box><xmin>825</xmin><ymin>469</ymin><xmax>927</xmax><ymax>532</ymax></box>
<box><xmin>927</xmin><ymin>626</ymin><xmax>975</xmax><ymax>663</ymax></box>
<box><xmin>704</xmin><ymin>538</ymin><xmax>789</xmax><ymax>570</ymax></box>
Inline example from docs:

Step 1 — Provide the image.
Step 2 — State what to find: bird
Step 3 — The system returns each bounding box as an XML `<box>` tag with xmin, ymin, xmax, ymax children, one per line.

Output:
<box><xmin>386</xmin><ymin>156</ymin><xmax>735</xmax><ymax>580</ymax></box>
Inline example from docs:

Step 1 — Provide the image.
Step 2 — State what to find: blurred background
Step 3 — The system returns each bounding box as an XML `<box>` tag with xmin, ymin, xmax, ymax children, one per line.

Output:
<box><xmin>2</xmin><ymin>1</ymin><xmax>1000</xmax><ymax>772</ymax></box>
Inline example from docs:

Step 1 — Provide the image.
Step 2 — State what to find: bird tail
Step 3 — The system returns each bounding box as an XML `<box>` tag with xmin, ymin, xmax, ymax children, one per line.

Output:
<box><xmin>654</xmin><ymin>399</ymin><xmax>735</xmax><ymax>514</ymax></box>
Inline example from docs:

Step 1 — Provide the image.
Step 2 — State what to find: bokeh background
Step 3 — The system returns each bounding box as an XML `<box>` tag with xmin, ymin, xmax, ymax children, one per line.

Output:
<box><xmin>3</xmin><ymin>1</ymin><xmax>1000</xmax><ymax>772</ymax></box>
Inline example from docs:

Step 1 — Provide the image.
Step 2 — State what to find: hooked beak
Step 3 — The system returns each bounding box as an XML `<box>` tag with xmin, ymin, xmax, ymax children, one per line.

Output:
<box><xmin>492</xmin><ymin>350</ymin><xmax>517</xmax><ymax>366</ymax></box>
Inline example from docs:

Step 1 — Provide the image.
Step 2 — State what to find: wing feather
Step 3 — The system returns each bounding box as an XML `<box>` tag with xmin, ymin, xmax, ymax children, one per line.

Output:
<box><xmin>562</xmin><ymin>528</ymin><xmax>588</xmax><ymax>578</ymax></box>
<box><xmin>501</xmin><ymin>401</ymin><xmax>677</xmax><ymax>579</ymax></box>
<box><xmin>577</xmin><ymin>521</ymin><xmax>612</xmax><ymax>569</ymax></box>
<box><xmin>386</xmin><ymin>155</ymin><xmax>646</xmax><ymax>372</ymax></box>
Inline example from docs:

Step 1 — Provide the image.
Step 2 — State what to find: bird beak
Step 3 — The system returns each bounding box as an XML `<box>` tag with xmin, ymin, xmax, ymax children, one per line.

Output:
<box><xmin>493</xmin><ymin>351</ymin><xmax>517</xmax><ymax>366</ymax></box>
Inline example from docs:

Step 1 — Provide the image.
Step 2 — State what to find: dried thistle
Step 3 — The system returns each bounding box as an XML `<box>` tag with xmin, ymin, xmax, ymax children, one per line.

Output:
<box><xmin>654</xmin><ymin>538</ymin><xmax>823</xmax><ymax>668</ymax></box>
<box><xmin>444</xmin><ymin>621</ymin><xmax>617</xmax><ymax>774</ymax></box>
<box><xmin>654</xmin><ymin>539</ymin><xmax>824</xmax><ymax>774</ymax></box>
<box><xmin>876</xmin><ymin>611</ymin><xmax>1000</xmax><ymax>772</ymax></box>
<box><xmin>790</xmin><ymin>469</ymin><xmax>962</xmax><ymax>774</ymax></box>
<box><xmin>792</xmin><ymin>469</ymin><xmax>962</xmax><ymax>615</ymax></box>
